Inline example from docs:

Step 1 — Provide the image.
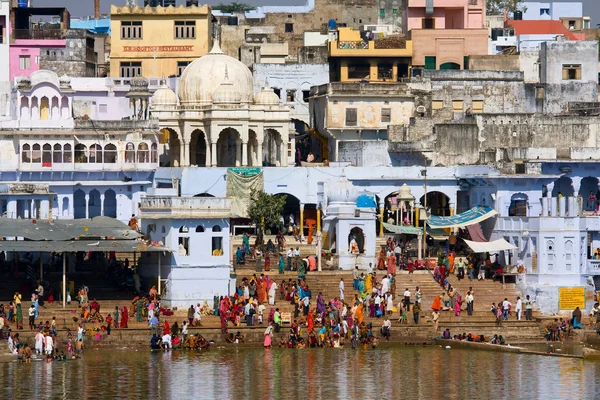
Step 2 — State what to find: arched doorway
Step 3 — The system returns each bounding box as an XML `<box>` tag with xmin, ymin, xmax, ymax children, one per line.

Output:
<box><xmin>579</xmin><ymin>177</ymin><xmax>599</xmax><ymax>211</ymax></box>
<box><xmin>419</xmin><ymin>191</ymin><xmax>450</xmax><ymax>216</ymax></box>
<box><xmin>88</xmin><ymin>189</ymin><xmax>101</xmax><ymax>218</ymax></box>
<box><xmin>217</xmin><ymin>128</ymin><xmax>240</xmax><ymax>167</ymax></box>
<box><xmin>274</xmin><ymin>193</ymin><xmax>300</xmax><ymax>231</ymax></box>
<box><xmin>74</xmin><ymin>189</ymin><xmax>86</xmax><ymax>219</ymax></box>
<box><xmin>509</xmin><ymin>193</ymin><xmax>528</xmax><ymax>216</ymax></box>
<box><xmin>40</xmin><ymin>96</ymin><xmax>49</xmax><ymax>120</ymax></box>
<box><xmin>104</xmin><ymin>189</ymin><xmax>117</xmax><ymax>218</ymax></box>
<box><xmin>349</xmin><ymin>227</ymin><xmax>365</xmax><ymax>254</ymax></box>
<box><xmin>263</xmin><ymin>129</ymin><xmax>282</xmax><ymax>166</ymax></box>
<box><xmin>551</xmin><ymin>176</ymin><xmax>574</xmax><ymax>197</ymax></box>
<box><xmin>440</xmin><ymin>62</ymin><xmax>460</xmax><ymax>70</ymax></box>
<box><xmin>190</xmin><ymin>129</ymin><xmax>207</xmax><ymax>166</ymax></box>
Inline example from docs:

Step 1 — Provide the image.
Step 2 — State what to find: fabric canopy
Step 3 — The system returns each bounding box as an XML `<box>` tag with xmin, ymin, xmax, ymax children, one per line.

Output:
<box><xmin>226</xmin><ymin>169</ymin><xmax>264</xmax><ymax>218</ymax></box>
<box><xmin>382</xmin><ymin>222</ymin><xmax>422</xmax><ymax>235</ymax></box>
<box><xmin>0</xmin><ymin>240</ymin><xmax>169</xmax><ymax>253</ymax></box>
<box><xmin>463</xmin><ymin>238</ymin><xmax>517</xmax><ymax>253</ymax></box>
<box><xmin>427</xmin><ymin>206</ymin><xmax>498</xmax><ymax>229</ymax></box>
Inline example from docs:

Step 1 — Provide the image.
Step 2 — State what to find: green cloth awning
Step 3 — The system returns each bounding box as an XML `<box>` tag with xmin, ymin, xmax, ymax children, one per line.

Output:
<box><xmin>383</xmin><ymin>222</ymin><xmax>423</xmax><ymax>235</ymax></box>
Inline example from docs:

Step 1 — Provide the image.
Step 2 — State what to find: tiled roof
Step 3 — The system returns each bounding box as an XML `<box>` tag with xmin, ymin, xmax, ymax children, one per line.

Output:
<box><xmin>506</xmin><ymin>20</ymin><xmax>579</xmax><ymax>40</ymax></box>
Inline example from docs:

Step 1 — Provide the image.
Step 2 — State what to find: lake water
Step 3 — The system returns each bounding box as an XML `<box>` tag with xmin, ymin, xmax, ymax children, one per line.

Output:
<box><xmin>0</xmin><ymin>346</ymin><xmax>598</xmax><ymax>399</ymax></box>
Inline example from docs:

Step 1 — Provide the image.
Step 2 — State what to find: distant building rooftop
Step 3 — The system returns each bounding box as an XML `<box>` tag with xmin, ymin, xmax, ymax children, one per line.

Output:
<box><xmin>507</xmin><ymin>20</ymin><xmax>579</xmax><ymax>40</ymax></box>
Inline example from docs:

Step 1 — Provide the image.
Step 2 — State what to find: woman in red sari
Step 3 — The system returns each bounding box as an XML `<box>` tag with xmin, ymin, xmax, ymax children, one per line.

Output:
<box><xmin>377</xmin><ymin>248</ymin><xmax>386</xmax><ymax>270</ymax></box>
<box><xmin>307</xmin><ymin>311</ymin><xmax>314</xmax><ymax>332</ymax></box>
<box><xmin>120</xmin><ymin>306</ymin><xmax>129</xmax><ymax>328</ymax></box>
<box><xmin>163</xmin><ymin>320</ymin><xmax>171</xmax><ymax>335</ymax></box>
<box><xmin>264</xmin><ymin>252</ymin><xmax>271</xmax><ymax>271</ymax></box>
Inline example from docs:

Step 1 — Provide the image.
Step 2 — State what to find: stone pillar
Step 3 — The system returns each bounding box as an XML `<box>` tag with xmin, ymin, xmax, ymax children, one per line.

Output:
<box><xmin>7</xmin><ymin>200</ymin><xmax>17</xmax><ymax>219</ymax></box>
<box><xmin>211</xmin><ymin>142</ymin><xmax>217</xmax><ymax>167</ymax></box>
<box><xmin>281</xmin><ymin>141</ymin><xmax>288</xmax><ymax>167</ymax></box>
<box><xmin>257</xmin><ymin>141</ymin><xmax>263</xmax><ymax>167</ymax></box>
<box><xmin>179</xmin><ymin>142</ymin><xmax>185</xmax><ymax>167</ymax></box>
<box><xmin>205</xmin><ymin>139</ymin><xmax>211</xmax><ymax>167</ymax></box>
<box><xmin>85</xmin><ymin>193</ymin><xmax>90</xmax><ymax>219</ymax></box>
<box><xmin>541</xmin><ymin>196</ymin><xmax>548</xmax><ymax>216</ymax></box>
<box><xmin>235</xmin><ymin>139</ymin><xmax>241</xmax><ymax>167</ymax></box>
<box><xmin>558</xmin><ymin>196</ymin><xmax>566</xmax><ymax>217</ymax></box>
<box><xmin>546</xmin><ymin>182</ymin><xmax>555</xmax><ymax>198</ymax></box>
<box><xmin>242</xmin><ymin>141</ymin><xmax>248</xmax><ymax>166</ymax></box>
<box><xmin>417</xmin><ymin>234</ymin><xmax>422</xmax><ymax>260</ymax></box>
<box><xmin>317</xmin><ymin>208</ymin><xmax>321</xmax><ymax>234</ymax></box>
<box><xmin>415</xmin><ymin>204</ymin><xmax>420</xmax><ymax>227</ymax></box>
<box><xmin>100</xmin><ymin>193</ymin><xmax>105</xmax><ymax>217</ymax></box>
<box><xmin>379</xmin><ymin>202</ymin><xmax>384</xmax><ymax>237</ymax></box>
<box><xmin>183</xmin><ymin>141</ymin><xmax>190</xmax><ymax>167</ymax></box>
<box><xmin>449</xmin><ymin>203</ymin><xmax>455</xmax><ymax>216</ymax></box>
<box><xmin>299</xmin><ymin>203</ymin><xmax>305</xmax><ymax>235</ymax></box>
<box><xmin>550</xmin><ymin>197</ymin><xmax>558</xmax><ymax>217</ymax></box>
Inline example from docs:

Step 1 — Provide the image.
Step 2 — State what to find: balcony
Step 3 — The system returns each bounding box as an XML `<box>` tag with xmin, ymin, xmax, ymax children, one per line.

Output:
<box><xmin>139</xmin><ymin>196</ymin><xmax>232</xmax><ymax>219</ymax></box>
<box><xmin>12</xmin><ymin>29</ymin><xmax>67</xmax><ymax>41</ymax></box>
<box><xmin>587</xmin><ymin>259</ymin><xmax>600</xmax><ymax>275</ymax></box>
<box><xmin>329</xmin><ymin>38</ymin><xmax>412</xmax><ymax>58</ymax></box>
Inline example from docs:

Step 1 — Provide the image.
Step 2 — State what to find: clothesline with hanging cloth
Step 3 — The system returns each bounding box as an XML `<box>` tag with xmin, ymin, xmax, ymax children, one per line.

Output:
<box><xmin>226</xmin><ymin>169</ymin><xmax>264</xmax><ymax>218</ymax></box>
<box><xmin>426</xmin><ymin>206</ymin><xmax>498</xmax><ymax>229</ymax></box>
<box><xmin>466</xmin><ymin>223</ymin><xmax>488</xmax><ymax>242</ymax></box>
<box><xmin>463</xmin><ymin>238</ymin><xmax>517</xmax><ymax>253</ymax></box>
<box><xmin>382</xmin><ymin>222</ymin><xmax>423</xmax><ymax>235</ymax></box>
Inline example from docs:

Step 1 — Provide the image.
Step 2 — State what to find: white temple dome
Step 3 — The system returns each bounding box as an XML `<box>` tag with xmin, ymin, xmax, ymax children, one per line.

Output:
<box><xmin>254</xmin><ymin>87</ymin><xmax>280</xmax><ymax>105</ymax></box>
<box><xmin>212</xmin><ymin>67</ymin><xmax>242</xmax><ymax>104</ymax></box>
<box><xmin>152</xmin><ymin>80</ymin><xmax>178</xmax><ymax>106</ymax></box>
<box><xmin>328</xmin><ymin>173</ymin><xmax>359</xmax><ymax>204</ymax></box>
<box><xmin>178</xmin><ymin>42</ymin><xmax>253</xmax><ymax>106</ymax></box>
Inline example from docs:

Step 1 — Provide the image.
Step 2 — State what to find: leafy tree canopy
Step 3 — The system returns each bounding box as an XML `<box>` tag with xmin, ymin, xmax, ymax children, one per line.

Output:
<box><xmin>487</xmin><ymin>0</ymin><xmax>524</xmax><ymax>16</ymax></box>
<box><xmin>247</xmin><ymin>189</ymin><xmax>286</xmax><ymax>234</ymax></box>
<box><xmin>212</xmin><ymin>2</ymin><xmax>254</xmax><ymax>12</ymax></box>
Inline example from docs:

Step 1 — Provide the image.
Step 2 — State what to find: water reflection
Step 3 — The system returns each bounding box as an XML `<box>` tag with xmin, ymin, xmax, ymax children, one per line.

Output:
<box><xmin>0</xmin><ymin>347</ymin><xmax>598</xmax><ymax>399</ymax></box>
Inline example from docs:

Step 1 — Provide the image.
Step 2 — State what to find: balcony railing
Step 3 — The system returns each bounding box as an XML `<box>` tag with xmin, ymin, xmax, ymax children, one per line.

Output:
<box><xmin>139</xmin><ymin>196</ymin><xmax>231</xmax><ymax>218</ymax></box>
<box><xmin>588</xmin><ymin>259</ymin><xmax>600</xmax><ymax>275</ymax></box>
<box><xmin>12</xmin><ymin>29</ymin><xmax>67</xmax><ymax>40</ymax></box>
<box><xmin>338</xmin><ymin>41</ymin><xmax>369</xmax><ymax>50</ymax></box>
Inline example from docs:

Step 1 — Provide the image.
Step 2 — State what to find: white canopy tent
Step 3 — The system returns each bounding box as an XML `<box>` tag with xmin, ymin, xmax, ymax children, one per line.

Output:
<box><xmin>463</xmin><ymin>238</ymin><xmax>517</xmax><ymax>253</ymax></box>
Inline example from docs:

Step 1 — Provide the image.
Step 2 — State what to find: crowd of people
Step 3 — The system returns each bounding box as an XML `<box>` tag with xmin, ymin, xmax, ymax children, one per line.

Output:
<box><xmin>440</xmin><ymin>328</ymin><xmax>507</xmax><ymax>345</ymax></box>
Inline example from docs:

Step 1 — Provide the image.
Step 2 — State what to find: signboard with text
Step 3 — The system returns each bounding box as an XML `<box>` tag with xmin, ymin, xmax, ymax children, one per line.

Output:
<box><xmin>558</xmin><ymin>287</ymin><xmax>585</xmax><ymax>310</ymax></box>
<box><xmin>123</xmin><ymin>45</ymin><xmax>194</xmax><ymax>52</ymax></box>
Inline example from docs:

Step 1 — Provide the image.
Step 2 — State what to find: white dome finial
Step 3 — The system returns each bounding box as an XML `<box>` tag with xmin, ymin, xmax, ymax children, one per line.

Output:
<box><xmin>209</xmin><ymin>40</ymin><xmax>223</xmax><ymax>55</ymax></box>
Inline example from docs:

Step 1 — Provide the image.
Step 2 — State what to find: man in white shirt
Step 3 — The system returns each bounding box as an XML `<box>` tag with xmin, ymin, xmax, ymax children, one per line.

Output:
<box><xmin>515</xmin><ymin>296</ymin><xmax>523</xmax><ymax>321</ymax></box>
<box><xmin>403</xmin><ymin>288</ymin><xmax>411</xmax><ymax>312</ymax></box>
<box><xmin>466</xmin><ymin>291</ymin><xmax>474</xmax><ymax>316</ymax></box>
<box><xmin>367</xmin><ymin>263</ymin><xmax>374</xmax><ymax>275</ymax></box>
<box><xmin>161</xmin><ymin>333</ymin><xmax>172</xmax><ymax>349</ymax></box>
<box><xmin>525</xmin><ymin>295</ymin><xmax>535</xmax><ymax>321</ymax></box>
<box><xmin>258</xmin><ymin>304</ymin><xmax>266</xmax><ymax>324</ymax></box>
<box><xmin>381</xmin><ymin>316</ymin><xmax>392</xmax><ymax>341</ymax></box>
<box><xmin>502</xmin><ymin>298</ymin><xmax>511</xmax><ymax>321</ymax></box>
<box><xmin>286</xmin><ymin>248</ymin><xmax>293</xmax><ymax>271</ymax></box>
<box><xmin>394</xmin><ymin>244</ymin><xmax>401</xmax><ymax>267</ymax></box>
<box><xmin>339</xmin><ymin>278</ymin><xmax>345</xmax><ymax>301</ymax></box>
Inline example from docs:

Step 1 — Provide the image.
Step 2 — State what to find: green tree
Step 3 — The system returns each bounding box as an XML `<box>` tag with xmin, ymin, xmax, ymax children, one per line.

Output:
<box><xmin>247</xmin><ymin>189</ymin><xmax>286</xmax><ymax>234</ymax></box>
<box><xmin>212</xmin><ymin>2</ymin><xmax>254</xmax><ymax>12</ymax></box>
<box><xmin>486</xmin><ymin>0</ymin><xmax>524</xmax><ymax>16</ymax></box>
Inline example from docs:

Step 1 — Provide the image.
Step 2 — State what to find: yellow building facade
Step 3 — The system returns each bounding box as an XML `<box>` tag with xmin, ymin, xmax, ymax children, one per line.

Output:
<box><xmin>329</xmin><ymin>27</ymin><xmax>413</xmax><ymax>82</ymax></box>
<box><xmin>110</xmin><ymin>5</ymin><xmax>212</xmax><ymax>78</ymax></box>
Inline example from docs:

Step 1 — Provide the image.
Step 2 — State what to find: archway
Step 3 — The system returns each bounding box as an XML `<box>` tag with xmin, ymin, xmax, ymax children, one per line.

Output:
<box><xmin>51</xmin><ymin>97</ymin><xmax>59</xmax><ymax>120</ymax></box>
<box><xmin>440</xmin><ymin>62</ymin><xmax>460</xmax><ymax>70</ymax></box>
<box><xmin>40</xmin><ymin>96</ymin><xmax>49</xmax><ymax>120</ymax></box>
<box><xmin>88</xmin><ymin>189</ymin><xmax>101</xmax><ymax>218</ymax></box>
<box><xmin>551</xmin><ymin>176</ymin><xmax>574</xmax><ymax>197</ymax></box>
<box><xmin>263</xmin><ymin>129</ymin><xmax>282</xmax><ymax>166</ymax></box>
<box><xmin>73</xmin><ymin>189</ymin><xmax>86</xmax><ymax>219</ymax></box>
<box><xmin>419</xmin><ymin>191</ymin><xmax>450</xmax><ymax>216</ymax></box>
<box><xmin>509</xmin><ymin>193</ymin><xmax>528</xmax><ymax>216</ymax></box>
<box><xmin>217</xmin><ymin>128</ymin><xmax>240</xmax><ymax>167</ymax></box>
<box><xmin>20</xmin><ymin>97</ymin><xmax>29</xmax><ymax>119</ymax></box>
<box><xmin>62</xmin><ymin>197</ymin><xmax>69</xmax><ymax>217</ymax></box>
<box><xmin>579</xmin><ymin>177</ymin><xmax>599</xmax><ymax>211</ymax></box>
<box><xmin>190</xmin><ymin>129</ymin><xmax>207</xmax><ymax>166</ymax></box>
<box><xmin>31</xmin><ymin>97</ymin><xmax>39</xmax><ymax>120</ymax></box>
<box><xmin>349</xmin><ymin>226</ymin><xmax>365</xmax><ymax>254</ymax></box>
<box><xmin>60</xmin><ymin>96</ymin><xmax>69</xmax><ymax>119</ymax></box>
<box><xmin>104</xmin><ymin>189</ymin><xmax>117</xmax><ymax>218</ymax></box>
<box><xmin>274</xmin><ymin>193</ymin><xmax>300</xmax><ymax>232</ymax></box>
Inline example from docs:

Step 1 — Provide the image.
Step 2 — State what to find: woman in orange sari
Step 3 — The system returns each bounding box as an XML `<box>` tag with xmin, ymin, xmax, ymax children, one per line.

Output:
<box><xmin>256</xmin><ymin>279</ymin><xmax>267</xmax><ymax>304</ymax></box>
<box><xmin>431</xmin><ymin>295</ymin><xmax>442</xmax><ymax>313</ymax></box>
<box><xmin>448</xmin><ymin>252</ymin><xmax>456</xmax><ymax>274</ymax></box>
<box><xmin>355</xmin><ymin>303</ymin><xmax>364</xmax><ymax>324</ymax></box>
<box><xmin>307</xmin><ymin>311</ymin><xmax>314</xmax><ymax>332</ymax></box>
<box><xmin>387</xmin><ymin>253</ymin><xmax>397</xmax><ymax>275</ymax></box>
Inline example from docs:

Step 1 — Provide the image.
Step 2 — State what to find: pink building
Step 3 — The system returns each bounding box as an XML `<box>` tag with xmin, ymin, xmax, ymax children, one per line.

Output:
<box><xmin>402</xmin><ymin>0</ymin><xmax>486</xmax><ymax>32</ymax></box>
<box><xmin>403</xmin><ymin>0</ymin><xmax>488</xmax><ymax>70</ymax></box>
<box><xmin>9</xmin><ymin>7</ymin><xmax>69</xmax><ymax>81</ymax></box>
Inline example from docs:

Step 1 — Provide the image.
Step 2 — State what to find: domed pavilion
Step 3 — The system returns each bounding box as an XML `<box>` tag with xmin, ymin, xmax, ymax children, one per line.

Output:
<box><xmin>150</xmin><ymin>42</ymin><xmax>291</xmax><ymax>168</ymax></box>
